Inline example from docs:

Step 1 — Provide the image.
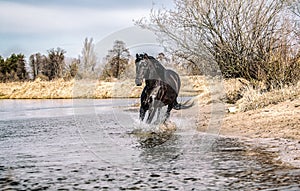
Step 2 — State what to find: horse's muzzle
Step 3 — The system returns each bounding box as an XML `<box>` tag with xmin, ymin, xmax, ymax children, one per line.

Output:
<box><xmin>135</xmin><ymin>79</ymin><xmax>142</xmax><ymax>86</ymax></box>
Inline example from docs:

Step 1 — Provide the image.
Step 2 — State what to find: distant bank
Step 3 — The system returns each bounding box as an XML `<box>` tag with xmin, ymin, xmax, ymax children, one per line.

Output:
<box><xmin>0</xmin><ymin>76</ymin><xmax>203</xmax><ymax>99</ymax></box>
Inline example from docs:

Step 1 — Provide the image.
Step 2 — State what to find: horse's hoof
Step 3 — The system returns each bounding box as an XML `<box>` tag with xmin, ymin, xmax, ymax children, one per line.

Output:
<box><xmin>153</xmin><ymin>120</ymin><xmax>160</xmax><ymax>125</ymax></box>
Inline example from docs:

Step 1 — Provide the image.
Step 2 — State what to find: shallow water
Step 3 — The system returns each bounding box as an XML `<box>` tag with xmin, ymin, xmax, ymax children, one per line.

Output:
<box><xmin>0</xmin><ymin>99</ymin><xmax>299</xmax><ymax>190</ymax></box>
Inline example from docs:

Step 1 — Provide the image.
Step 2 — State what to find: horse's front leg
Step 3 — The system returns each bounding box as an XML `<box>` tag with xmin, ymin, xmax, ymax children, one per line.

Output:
<box><xmin>139</xmin><ymin>87</ymin><xmax>148</xmax><ymax>122</ymax></box>
<box><xmin>146</xmin><ymin>107</ymin><xmax>156</xmax><ymax>124</ymax></box>
<box><xmin>152</xmin><ymin>107</ymin><xmax>162</xmax><ymax>125</ymax></box>
<box><xmin>139</xmin><ymin>106</ymin><xmax>146</xmax><ymax>121</ymax></box>
<box><xmin>156</xmin><ymin>107</ymin><xmax>161</xmax><ymax>121</ymax></box>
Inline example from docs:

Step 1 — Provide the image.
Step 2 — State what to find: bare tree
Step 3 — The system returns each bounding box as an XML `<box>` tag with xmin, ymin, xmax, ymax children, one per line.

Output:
<box><xmin>29</xmin><ymin>53</ymin><xmax>48</xmax><ymax>80</ymax></box>
<box><xmin>80</xmin><ymin>37</ymin><xmax>97</xmax><ymax>76</ymax></box>
<box><xmin>288</xmin><ymin>0</ymin><xmax>300</xmax><ymax>17</ymax></box>
<box><xmin>137</xmin><ymin>0</ymin><xmax>300</xmax><ymax>86</ymax></box>
<box><xmin>287</xmin><ymin>0</ymin><xmax>300</xmax><ymax>38</ymax></box>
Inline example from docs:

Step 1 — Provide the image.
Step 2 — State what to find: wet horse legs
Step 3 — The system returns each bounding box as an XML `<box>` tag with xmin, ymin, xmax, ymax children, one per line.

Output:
<box><xmin>164</xmin><ymin>104</ymin><xmax>173</xmax><ymax>122</ymax></box>
<box><xmin>139</xmin><ymin>107</ymin><xmax>146</xmax><ymax>121</ymax></box>
<box><xmin>146</xmin><ymin>107</ymin><xmax>156</xmax><ymax>124</ymax></box>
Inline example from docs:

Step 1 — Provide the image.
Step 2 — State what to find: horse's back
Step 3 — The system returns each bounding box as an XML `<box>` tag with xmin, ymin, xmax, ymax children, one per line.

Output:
<box><xmin>165</xmin><ymin>69</ymin><xmax>180</xmax><ymax>95</ymax></box>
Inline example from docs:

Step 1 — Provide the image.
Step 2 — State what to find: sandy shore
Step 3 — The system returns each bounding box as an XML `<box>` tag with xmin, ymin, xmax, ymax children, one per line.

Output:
<box><xmin>221</xmin><ymin>99</ymin><xmax>300</xmax><ymax>168</ymax></box>
<box><xmin>192</xmin><ymin>78</ymin><xmax>300</xmax><ymax>168</ymax></box>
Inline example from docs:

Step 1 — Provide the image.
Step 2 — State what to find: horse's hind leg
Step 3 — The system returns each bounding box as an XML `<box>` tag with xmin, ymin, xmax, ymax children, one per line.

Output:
<box><xmin>164</xmin><ymin>104</ymin><xmax>173</xmax><ymax>122</ymax></box>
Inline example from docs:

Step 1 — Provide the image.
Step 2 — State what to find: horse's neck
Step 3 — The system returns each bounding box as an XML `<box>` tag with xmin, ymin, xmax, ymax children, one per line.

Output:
<box><xmin>148</xmin><ymin>59</ymin><xmax>165</xmax><ymax>81</ymax></box>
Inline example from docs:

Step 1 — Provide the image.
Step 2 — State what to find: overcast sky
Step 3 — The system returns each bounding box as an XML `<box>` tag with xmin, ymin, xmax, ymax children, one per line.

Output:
<box><xmin>0</xmin><ymin>0</ymin><xmax>173</xmax><ymax>58</ymax></box>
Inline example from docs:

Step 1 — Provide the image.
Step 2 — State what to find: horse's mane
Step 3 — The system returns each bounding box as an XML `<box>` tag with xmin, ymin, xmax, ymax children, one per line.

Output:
<box><xmin>148</xmin><ymin>56</ymin><xmax>165</xmax><ymax>70</ymax></box>
<box><xmin>147</xmin><ymin>55</ymin><xmax>166</xmax><ymax>80</ymax></box>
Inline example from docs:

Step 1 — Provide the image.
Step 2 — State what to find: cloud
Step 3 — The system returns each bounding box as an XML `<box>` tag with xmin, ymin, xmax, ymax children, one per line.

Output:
<box><xmin>0</xmin><ymin>1</ymin><xmax>150</xmax><ymax>35</ymax></box>
<box><xmin>0</xmin><ymin>0</ymin><xmax>173</xmax><ymax>57</ymax></box>
<box><xmin>0</xmin><ymin>0</ymin><xmax>159</xmax><ymax>9</ymax></box>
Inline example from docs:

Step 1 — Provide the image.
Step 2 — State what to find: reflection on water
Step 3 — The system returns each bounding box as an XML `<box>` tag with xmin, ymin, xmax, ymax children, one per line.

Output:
<box><xmin>0</xmin><ymin>99</ymin><xmax>299</xmax><ymax>190</ymax></box>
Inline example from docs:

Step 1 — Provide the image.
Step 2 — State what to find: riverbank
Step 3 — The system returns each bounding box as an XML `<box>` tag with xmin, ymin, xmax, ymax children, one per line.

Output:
<box><xmin>0</xmin><ymin>76</ymin><xmax>203</xmax><ymax>99</ymax></box>
<box><xmin>1</xmin><ymin>76</ymin><xmax>299</xmax><ymax>167</ymax></box>
<box><xmin>0</xmin><ymin>78</ymin><xmax>142</xmax><ymax>99</ymax></box>
<box><xmin>222</xmin><ymin>99</ymin><xmax>300</xmax><ymax>168</ymax></box>
<box><xmin>193</xmin><ymin>78</ymin><xmax>300</xmax><ymax>167</ymax></box>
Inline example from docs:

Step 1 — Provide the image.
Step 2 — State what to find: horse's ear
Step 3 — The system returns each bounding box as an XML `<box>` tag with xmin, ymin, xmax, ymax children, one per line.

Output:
<box><xmin>144</xmin><ymin>53</ymin><xmax>148</xmax><ymax>60</ymax></box>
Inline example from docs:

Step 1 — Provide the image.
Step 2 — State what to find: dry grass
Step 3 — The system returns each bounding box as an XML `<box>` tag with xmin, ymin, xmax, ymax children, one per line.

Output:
<box><xmin>1</xmin><ymin>75</ymin><xmax>299</xmax><ymax>113</ymax></box>
<box><xmin>0</xmin><ymin>76</ymin><xmax>206</xmax><ymax>99</ymax></box>
<box><xmin>237</xmin><ymin>82</ymin><xmax>300</xmax><ymax>112</ymax></box>
<box><xmin>0</xmin><ymin>78</ymin><xmax>144</xmax><ymax>99</ymax></box>
<box><xmin>0</xmin><ymin>78</ymin><xmax>74</xmax><ymax>99</ymax></box>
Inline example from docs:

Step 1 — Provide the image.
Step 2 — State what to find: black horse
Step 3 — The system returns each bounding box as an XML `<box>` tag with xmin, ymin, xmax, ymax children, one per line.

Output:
<box><xmin>135</xmin><ymin>53</ymin><xmax>193</xmax><ymax>124</ymax></box>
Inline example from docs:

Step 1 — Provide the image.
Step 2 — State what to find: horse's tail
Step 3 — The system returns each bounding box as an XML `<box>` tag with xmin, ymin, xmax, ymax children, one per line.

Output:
<box><xmin>173</xmin><ymin>98</ymin><xmax>194</xmax><ymax>110</ymax></box>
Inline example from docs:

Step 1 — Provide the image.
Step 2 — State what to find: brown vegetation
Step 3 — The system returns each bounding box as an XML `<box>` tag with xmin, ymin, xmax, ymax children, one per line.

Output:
<box><xmin>0</xmin><ymin>78</ymin><xmax>141</xmax><ymax>99</ymax></box>
<box><xmin>137</xmin><ymin>0</ymin><xmax>300</xmax><ymax>88</ymax></box>
<box><xmin>0</xmin><ymin>76</ymin><xmax>204</xmax><ymax>99</ymax></box>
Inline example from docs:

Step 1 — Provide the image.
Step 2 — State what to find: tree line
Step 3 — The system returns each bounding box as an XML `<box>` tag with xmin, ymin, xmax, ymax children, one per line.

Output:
<box><xmin>0</xmin><ymin>39</ymin><xmax>131</xmax><ymax>82</ymax></box>
<box><xmin>0</xmin><ymin>54</ymin><xmax>27</xmax><ymax>82</ymax></box>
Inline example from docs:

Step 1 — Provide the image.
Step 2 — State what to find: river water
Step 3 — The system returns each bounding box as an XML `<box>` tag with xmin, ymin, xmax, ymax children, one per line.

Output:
<box><xmin>0</xmin><ymin>99</ymin><xmax>299</xmax><ymax>190</ymax></box>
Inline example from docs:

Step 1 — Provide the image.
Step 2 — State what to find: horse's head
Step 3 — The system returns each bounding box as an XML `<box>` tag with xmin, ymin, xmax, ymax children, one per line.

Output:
<box><xmin>135</xmin><ymin>53</ymin><xmax>150</xmax><ymax>86</ymax></box>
